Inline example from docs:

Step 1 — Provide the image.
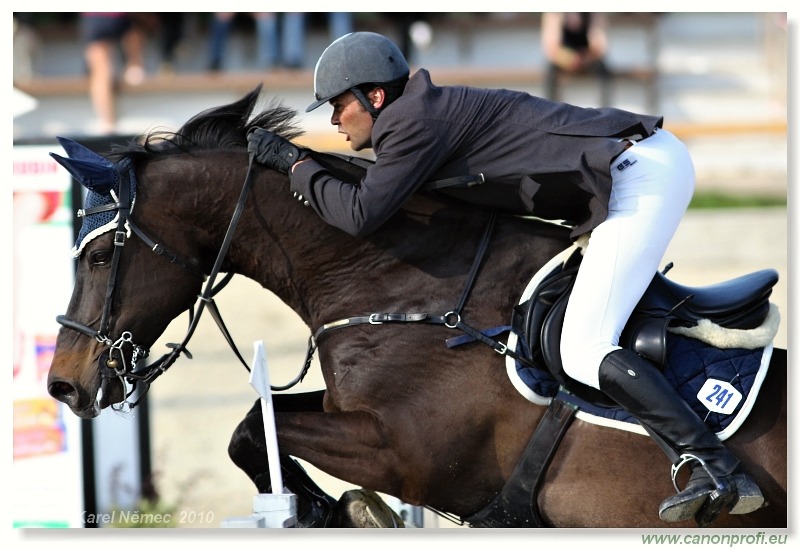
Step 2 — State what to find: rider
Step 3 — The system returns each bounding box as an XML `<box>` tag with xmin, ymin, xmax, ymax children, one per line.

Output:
<box><xmin>247</xmin><ymin>31</ymin><xmax>764</xmax><ymax>523</ymax></box>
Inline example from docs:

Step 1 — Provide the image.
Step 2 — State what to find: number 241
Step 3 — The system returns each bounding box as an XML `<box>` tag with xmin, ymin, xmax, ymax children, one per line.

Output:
<box><xmin>705</xmin><ymin>384</ymin><xmax>734</xmax><ymax>409</ymax></box>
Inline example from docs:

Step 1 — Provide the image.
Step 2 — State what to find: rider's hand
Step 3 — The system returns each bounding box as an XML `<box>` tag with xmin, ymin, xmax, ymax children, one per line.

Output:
<box><xmin>247</xmin><ymin>127</ymin><xmax>306</xmax><ymax>174</ymax></box>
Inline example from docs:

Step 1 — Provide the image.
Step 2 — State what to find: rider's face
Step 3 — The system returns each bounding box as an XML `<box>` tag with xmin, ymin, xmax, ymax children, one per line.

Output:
<box><xmin>329</xmin><ymin>91</ymin><xmax>377</xmax><ymax>151</ymax></box>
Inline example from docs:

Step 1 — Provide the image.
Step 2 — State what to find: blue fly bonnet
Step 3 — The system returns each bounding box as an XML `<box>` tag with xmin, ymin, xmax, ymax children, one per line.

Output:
<box><xmin>50</xmin><ymin>137</ymin><xmax>137</xmax><ymax>258</ymax></box>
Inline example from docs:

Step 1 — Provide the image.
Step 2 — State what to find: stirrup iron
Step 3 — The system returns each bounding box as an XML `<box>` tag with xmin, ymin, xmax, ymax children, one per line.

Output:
<box><xmin>671</xmin><ymin>453</ymin><xmax>720</xmax><ymax>493</ymax></box>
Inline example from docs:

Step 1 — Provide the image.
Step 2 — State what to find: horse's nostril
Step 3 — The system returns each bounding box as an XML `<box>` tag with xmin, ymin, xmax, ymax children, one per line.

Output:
<box><xmin>48</xmin><ymin>380</ymin><xmax>77</xmax><ymax>403</ymax></box>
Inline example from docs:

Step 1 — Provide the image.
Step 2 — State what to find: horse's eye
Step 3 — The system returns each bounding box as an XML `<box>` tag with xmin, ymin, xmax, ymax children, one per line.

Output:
<box><xmin>90</xmin><ymin>249</ymin><xmax>113</xmax><ymax>266</ymax></box>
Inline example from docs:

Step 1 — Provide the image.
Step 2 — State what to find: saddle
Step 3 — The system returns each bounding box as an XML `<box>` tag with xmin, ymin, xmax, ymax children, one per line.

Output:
<box><xmin>510</xmin><ymin>245</ymin><xmax>778</xmax><ymax>408</ymax></box>
<box><xmin>465</xmin><ymin>246</ymin><xmax>779</xmax><ymax>528</ymax></box>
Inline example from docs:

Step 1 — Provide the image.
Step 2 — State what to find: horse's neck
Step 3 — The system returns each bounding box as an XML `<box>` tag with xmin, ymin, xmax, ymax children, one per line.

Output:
<box><xmin>182</xmin><ymin>160</ymin><xmax>377</xmax><ymax>327</ymax></box>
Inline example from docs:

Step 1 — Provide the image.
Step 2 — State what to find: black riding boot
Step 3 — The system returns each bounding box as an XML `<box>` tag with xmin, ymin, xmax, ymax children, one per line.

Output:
<box><xmin>598</xmin><ymin>349</ymin><xmax>764</xmax><ymax>526</ymax></box>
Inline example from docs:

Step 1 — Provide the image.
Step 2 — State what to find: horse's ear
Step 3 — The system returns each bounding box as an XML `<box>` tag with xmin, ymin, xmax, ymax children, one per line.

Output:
<box><xmin>55</xmin><ymin>136</ymin><xmax>113</xmax><ymax>165</ymax></box>
<box><xmin>50</xmin><ymin>152</ymin><xmax>117</xmax><ymax>193</ymax></box>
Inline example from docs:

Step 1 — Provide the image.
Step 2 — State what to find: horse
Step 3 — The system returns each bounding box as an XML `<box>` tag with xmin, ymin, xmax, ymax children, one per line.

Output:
<box><xmin>47</xmin><ymin>86</ymin><xmax>787</xmax><ymax>528</ymax></box>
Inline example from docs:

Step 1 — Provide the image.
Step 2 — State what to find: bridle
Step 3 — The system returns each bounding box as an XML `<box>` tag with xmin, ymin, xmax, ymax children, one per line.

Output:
<box><xmin>56</xmin><ymin>151</ymin><xmax>306</xmax><ymax>411</ymax></box>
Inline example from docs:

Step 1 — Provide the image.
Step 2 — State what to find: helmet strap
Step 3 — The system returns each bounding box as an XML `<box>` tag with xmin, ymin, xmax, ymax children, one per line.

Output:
<box><xmin>350</xmin><ymin>87</ymin><xmax>381</xmax><ymax>120</ymax></box>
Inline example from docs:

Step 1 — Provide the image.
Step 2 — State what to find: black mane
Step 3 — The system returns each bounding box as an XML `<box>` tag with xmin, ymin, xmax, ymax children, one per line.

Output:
<box><xmin>108</xmin><ymin>84</ymin><xmax>303</xmax><ymax>163</ymax></box>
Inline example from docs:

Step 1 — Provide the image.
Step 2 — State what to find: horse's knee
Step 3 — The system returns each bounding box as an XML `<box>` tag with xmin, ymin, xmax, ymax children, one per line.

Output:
<box><xmin>228</xmin><ymin>399</ymin><xmax>266</xmax><ymax>480</ymax></box>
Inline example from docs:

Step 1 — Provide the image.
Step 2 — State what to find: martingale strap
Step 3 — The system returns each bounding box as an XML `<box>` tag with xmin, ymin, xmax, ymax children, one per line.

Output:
<box><xmin>305</xmin><ymin>212</ymin><xmax>537</xmax><ymax>371</ymax></box>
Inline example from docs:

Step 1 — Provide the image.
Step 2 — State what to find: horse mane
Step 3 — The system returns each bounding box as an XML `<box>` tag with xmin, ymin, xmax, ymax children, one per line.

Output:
<box><xmin>107</xmin><ymin>84</ymin><xmax>304</xmax><ymax>163</ymax></box>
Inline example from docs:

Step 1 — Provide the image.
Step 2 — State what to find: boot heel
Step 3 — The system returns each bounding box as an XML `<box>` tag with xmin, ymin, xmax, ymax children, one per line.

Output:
<box><xmin>694</xmin><ymin>482</ymin><xmax>735</xmax><ymax>527</ymax></box>
<box><xmin>728</xmin><ymin>474</ymin><xmax>765</xmax><ymax>514</ymax></box>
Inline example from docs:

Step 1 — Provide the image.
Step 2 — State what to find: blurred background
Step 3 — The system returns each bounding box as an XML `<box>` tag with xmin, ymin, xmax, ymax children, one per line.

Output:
<box><xmin>13</xmin><ymin>12</ymin><xmax>788</xmax><ymax>183</ymax></box>
<box><xmin>11</xmin><ymin>11</ymin><xmax>788</xmax><ymax>530</ymax></box>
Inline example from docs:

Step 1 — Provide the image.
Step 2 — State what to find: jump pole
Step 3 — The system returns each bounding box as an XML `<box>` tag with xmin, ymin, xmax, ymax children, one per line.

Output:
<box><xmin>221</xmin><ymin>341</ymin><xmax>297</xmax><ymax>528</ymax></box>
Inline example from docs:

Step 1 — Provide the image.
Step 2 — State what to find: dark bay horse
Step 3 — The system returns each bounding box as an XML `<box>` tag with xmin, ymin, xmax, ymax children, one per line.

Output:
<box><xmin>47</xmin><ymin>87</ymin><xmax>787</xmax><ymax>528</ymax></box>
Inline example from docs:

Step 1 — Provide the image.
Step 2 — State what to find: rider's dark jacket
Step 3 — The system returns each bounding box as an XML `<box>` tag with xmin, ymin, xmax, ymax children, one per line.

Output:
<box><xmin>290</xmin><ymin>69</ymin><xmax>663</xmax><ymax>239</ymax></box>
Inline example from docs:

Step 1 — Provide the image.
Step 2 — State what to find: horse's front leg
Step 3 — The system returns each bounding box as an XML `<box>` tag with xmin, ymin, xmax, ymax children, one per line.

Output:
<box><xmin>229</xmin><ymin>390</ymin><xmax>327</xmax><ymax>486</ymax></box>
<box><xmin>229</xmin><ymin>392</ymin><xmax>338</xmax><ymax>527</ymax></box>
<box><xmin>228</xmin><ymin>393</ymin><xmax>405</xmax><ymax>527</ymax></box>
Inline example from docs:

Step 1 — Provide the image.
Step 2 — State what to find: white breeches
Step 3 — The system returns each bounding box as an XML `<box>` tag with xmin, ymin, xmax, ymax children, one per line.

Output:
<box><xmin>560</xmin><ymin>129</ymin><xmax>696</xmax><ymax>389</ymax></box>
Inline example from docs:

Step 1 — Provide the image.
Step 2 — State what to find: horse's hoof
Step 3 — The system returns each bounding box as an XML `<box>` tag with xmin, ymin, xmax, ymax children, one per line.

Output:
<box><xmin>336</xmin><ymin>488</ymin><xmax>405</xmax><ymax>528</ymax></box>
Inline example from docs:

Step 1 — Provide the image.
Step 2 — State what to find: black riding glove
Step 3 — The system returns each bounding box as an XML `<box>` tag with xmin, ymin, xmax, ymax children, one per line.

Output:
<box><xmin>247</xmin><ymin>127</ymin><xmax>305</xmax><ymax>174</ymax></box>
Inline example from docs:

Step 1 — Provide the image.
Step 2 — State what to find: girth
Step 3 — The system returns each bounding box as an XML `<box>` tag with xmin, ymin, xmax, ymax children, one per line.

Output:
<box><xmin>463</xmin><ymin>396</ymin><xmax>577</xmax><ymax>528</ymax></box>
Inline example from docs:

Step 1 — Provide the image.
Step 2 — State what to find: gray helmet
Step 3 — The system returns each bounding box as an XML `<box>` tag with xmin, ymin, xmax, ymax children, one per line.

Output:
<box><xmin>306</xmin><ymin>32</ymin><xmax>409</xmax><ymax>113</ymax></box>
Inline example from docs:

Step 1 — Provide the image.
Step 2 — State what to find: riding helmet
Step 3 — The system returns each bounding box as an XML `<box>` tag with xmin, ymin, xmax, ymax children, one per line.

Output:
<box><xmin>306</xmin><ymin>32</ymin><xmax>410</xmax><ymax>112</ymax></box>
